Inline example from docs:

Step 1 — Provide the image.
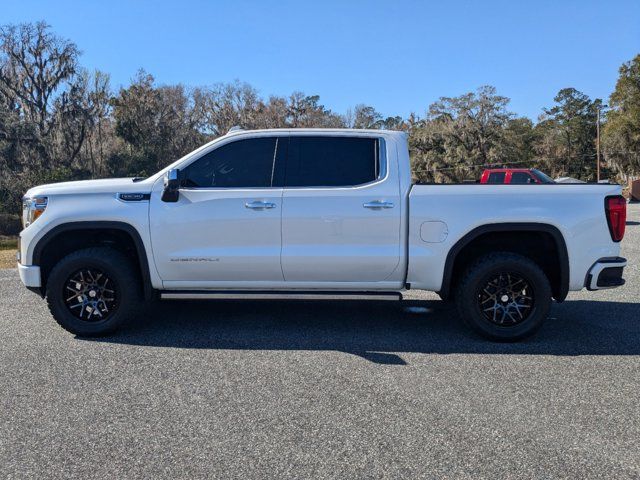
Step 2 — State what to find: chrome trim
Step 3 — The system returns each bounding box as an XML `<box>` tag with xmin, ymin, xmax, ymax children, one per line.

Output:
<box><xmin>363</xmin><ymin>200</ymin><xmax>394</xmax><ymax>209</ymax></box>
<box><xmin>587</xmin><ymin>258</ymin><xmax>627</xmax><ymax>290</ymax></box>
<box><xmin>167</xmin><ymin>168</ymin><xmax>179</xmax><ymax>182</ymax></box>
<box><xmin>278</xmin><ymin>137</ymin><xmax>389</xmax><ymax>190</ymax></box>
<box><xmin>116</xmin><ymin>193</ymin><xmax>151</xmax><ymax>202</ymax></box>
<box><xmin>177</xmin><ymin>135</ymin><xmax>389</xmax><ymax>192</ymax></box>
<box><xmin>245</xmin><ymin>201</ymin><xmax>276</xmax><ymax>210</ymax></box>
<box><xmin>378</xmin><ymin>137</ymin><xmax>388</xmax><ymax>181</ymax></box>
<box><xmin>161</xmin><ymin>291</ymin><xmax>402</xmax><ymax>301</ymax></box>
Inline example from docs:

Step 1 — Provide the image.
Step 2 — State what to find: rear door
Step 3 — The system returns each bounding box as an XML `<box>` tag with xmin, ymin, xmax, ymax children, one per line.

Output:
<box><xmin>280</xmin><ymin>135</ymin><xmax>402</xmax><ymax>284</ymax></box>
<box><xmin>509</xmin><ymin>171</ymin><xmax>537</xmax><ymax>184</ymax></box>
<box><xmin>487</xmin><ymin>171</ymin><xmax>506</xmax><ymax>184</ymax></box>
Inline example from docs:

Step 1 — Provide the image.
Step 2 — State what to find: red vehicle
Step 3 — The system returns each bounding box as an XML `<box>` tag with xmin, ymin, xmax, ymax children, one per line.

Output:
<box><xmin>480</xmin><ymin>168</ymin><xmax>555</xmax><ymax>184</ymax></box>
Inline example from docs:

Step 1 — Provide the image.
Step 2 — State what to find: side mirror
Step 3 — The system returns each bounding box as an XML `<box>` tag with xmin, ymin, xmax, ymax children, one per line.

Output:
<box><xmin>161</xmin><ymin>168</ymin><xmax>180</xmax><ymax>202</ymax></box>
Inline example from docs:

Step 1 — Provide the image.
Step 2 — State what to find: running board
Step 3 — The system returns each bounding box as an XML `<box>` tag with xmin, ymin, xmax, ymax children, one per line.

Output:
<box><xmin>160</xmin><ymin>290</ymin><xmax>402</xmax><ymax>301</ymax></box>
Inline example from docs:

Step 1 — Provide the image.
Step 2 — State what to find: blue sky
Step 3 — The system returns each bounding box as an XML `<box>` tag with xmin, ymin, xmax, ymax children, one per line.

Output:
<box><xmin>4</xmin><ymin>0</ymin><xmax>639</xmax><ymax>119</ymax></box>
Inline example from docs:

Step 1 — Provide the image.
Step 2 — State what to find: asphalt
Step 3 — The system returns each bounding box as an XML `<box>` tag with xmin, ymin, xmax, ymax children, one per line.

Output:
<box><xmin>1</xmin><ymin>205</ymin><xmax>639</xmax><ymax>479</ymax></box>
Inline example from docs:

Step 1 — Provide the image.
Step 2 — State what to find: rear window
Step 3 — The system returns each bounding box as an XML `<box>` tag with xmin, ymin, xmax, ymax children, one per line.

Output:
<box><xmin>285</xmin><ymin>136</ymin><xmax>379</xmax><ymax>187</ymax></box>
<box><xmin>487</xmin><ymin>172</ymin><xmax>506</xmax><ymax>184</ymax></box>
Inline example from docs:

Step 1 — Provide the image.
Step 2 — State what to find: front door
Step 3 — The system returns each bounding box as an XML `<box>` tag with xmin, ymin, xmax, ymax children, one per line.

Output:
<box><xmin>149</xmin><ymin>136</ymin><xmax>286</xmax><ymax>287</ymax></box>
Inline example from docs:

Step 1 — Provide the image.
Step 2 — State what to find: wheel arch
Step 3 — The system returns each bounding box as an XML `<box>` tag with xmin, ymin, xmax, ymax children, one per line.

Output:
<box><xmin>31</xmin><ymin>221</ymin><xmax>154</xmax><ymax>300</ymax></box>
<box><xmin>439</xmin><ymin>223</ymin><xmax>569</xmax><ymax>302</ymax></box>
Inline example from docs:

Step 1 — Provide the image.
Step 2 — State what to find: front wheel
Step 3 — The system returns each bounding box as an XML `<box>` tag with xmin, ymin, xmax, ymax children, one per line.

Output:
<box><xmin>455</xmin><ymin>252</ymin><xmax>552</xmax><ymax>341</ymax></box>
<box><xmin>46</xmin><ymin>247</ymin><xmax>140</xmax><ymax>336</ymax></box>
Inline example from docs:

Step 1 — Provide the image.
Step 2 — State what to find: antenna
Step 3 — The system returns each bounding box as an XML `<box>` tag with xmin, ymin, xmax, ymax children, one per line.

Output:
<box><xmin>227</xmin><ymin>126</ymin><xmax>243</xmax><ymax>134</ymax></box>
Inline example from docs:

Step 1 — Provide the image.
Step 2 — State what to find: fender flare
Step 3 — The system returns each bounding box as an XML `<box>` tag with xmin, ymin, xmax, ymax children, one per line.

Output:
<box><xmin>32</xmin><ymin>221</ymin><xmax>154</xmax><ymax>300</ymax></box>
<box><xmin>439</xmin><ymin>222</ymin><xmax>569</xmax><ymax>302</ymax></box>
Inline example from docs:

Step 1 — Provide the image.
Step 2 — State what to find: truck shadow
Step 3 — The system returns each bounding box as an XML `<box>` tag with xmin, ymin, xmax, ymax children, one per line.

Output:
<box><xmin>85</xmin><ymin>298</ymin><xmax>640</xmax><ymax>364</ymax></box>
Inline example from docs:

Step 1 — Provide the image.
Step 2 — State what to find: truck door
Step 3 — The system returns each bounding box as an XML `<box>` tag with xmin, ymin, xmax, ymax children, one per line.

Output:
<box><xmin>509</xmin><ymin>171</ymin><xmax>538</xmax><ymax>184</ymax></box>
<box><xmin>487</xmin><ymin>171</ymin><xmax>507</xmax><ymax>184</ymax></box>
<box><xmin>149</xmin><ymin>136</ymin><xmax>286</xmax><ymax>286</ymax></box>
<box><xmin>280</xmin><ymin>135</ymin><xmax>402</xmax><ymax>284</ymax></box>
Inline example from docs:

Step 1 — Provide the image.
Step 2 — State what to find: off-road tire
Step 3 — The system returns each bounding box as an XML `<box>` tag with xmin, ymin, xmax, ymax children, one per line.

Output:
<box><xmin>46</xmin><ymin>247</ymin><xmax>140</xmax><ymax>336</ymax></box>
<box><xmin>455</xmin><ymin>252</ymin><xmax>552</xmax><ymax>341</ymax></box>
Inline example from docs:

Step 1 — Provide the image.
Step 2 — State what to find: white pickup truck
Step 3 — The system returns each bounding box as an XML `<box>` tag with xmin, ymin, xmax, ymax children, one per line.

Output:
<box><xmin>18</xmin><ymin>128</ymin><xmax>628</xmax><ymax>340</ymax></box>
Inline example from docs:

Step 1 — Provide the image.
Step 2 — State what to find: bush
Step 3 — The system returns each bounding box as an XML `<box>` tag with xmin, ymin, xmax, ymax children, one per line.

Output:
<box><xmin>0</xmin><ymin>213</ymin><xmax>21</xmax><ymax>236</ymax></box>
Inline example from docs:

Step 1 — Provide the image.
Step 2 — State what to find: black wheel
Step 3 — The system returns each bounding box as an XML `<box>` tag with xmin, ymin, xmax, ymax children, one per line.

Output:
<box><xmin>46</xmin><ymin>247</ymin><xmax>140</xmax><ymax>336</ymax></box>
<box><xmin>455</xmin><ymin>252</ymin><xmax>552</xmax><ymax>341</ymax></box>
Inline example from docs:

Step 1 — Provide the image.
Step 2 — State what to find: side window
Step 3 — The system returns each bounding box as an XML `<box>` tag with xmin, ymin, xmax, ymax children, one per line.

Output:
<box><xmin>510</xmin><ymin>172</ymin><xmax>534</xmax><ymax>184</ymax></box>
<box><xmin>285</xmin><ymin>136</ymin><xmax>379</xmax><ymax>187</ymax></box>
<box><xmin>487</xmin><ymin>172</ymin><xmax>506</xmax><ymax>184</ymax></box>
<box><xmin>182</xmin><ymin>137</ymin><xmax>280</xmax><ymax>188</ymax></box>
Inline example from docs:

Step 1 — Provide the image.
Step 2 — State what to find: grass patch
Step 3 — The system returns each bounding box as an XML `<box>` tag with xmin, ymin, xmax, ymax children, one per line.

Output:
<box><xmin>0</xmin><ymin>236</ymin><xmax>19</xmax><ymax>250</ymax></box>
<box><xmin>0</xmin><ymin>236</ymin><xmax>18</xmax><ymax>268</ymax></box>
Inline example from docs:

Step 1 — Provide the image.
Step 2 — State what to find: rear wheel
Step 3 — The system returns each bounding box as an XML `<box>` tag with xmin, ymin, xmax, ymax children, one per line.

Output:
<box><xmin>46</xmin><ymin>247</ymin><xmax>140</xmax><ymax>336</ymax></box>
<box><xmin>455</xmin><ymin>252</ymin><xmax>551</xmax><ymax>341</ymax></box>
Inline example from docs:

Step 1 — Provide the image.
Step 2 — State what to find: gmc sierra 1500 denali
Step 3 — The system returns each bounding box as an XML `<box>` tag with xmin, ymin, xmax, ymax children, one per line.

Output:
<box><xmin>18</xmin><ymin>128</ymin><xmax>628</xmax><ymax>340</ymax></box>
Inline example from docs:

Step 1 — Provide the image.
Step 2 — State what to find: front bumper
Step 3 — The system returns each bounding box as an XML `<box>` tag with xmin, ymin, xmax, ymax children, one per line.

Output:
<box><xmin>18</xmin><ymin>263</ymin><xmax>41</xmax><ymax>288</ymax></box>
<box><xmin>585</xmin><ymin>257</ymin><xmax>627</xmax><ymax>291</ymax></box>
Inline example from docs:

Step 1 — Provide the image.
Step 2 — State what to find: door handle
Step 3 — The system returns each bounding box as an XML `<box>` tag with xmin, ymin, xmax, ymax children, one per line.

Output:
<box><xmin>245</xmin><ymin>200</ymin><xmax>276</xmax><ymax>210</ymax></box>
<box><xmin>363</xmin><ymin>200</ymin><xmax>394</xmax><ymax>209</ymax></box>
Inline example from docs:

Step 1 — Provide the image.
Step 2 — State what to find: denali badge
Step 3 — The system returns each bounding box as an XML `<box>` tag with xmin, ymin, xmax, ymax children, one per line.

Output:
<box><xmin>170</xmin><ymin>257</ymin><xmax>220</xmax><ymax>262</ymax></box>
<box><xmin>117</xmin><ymin>193</ymin><xmax>150</xmax><ymax>202</ymax></box>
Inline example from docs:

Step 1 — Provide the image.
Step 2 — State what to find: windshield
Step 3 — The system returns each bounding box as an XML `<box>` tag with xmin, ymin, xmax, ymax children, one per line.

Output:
<box><xmin>531</xmin><ymin>169</ymin><xmax>555</xmax><ymax>184</ymax></box>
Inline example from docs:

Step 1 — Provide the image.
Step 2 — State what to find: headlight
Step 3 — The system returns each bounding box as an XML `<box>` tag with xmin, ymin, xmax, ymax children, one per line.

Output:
<box><xmin>22</xmin><ymin>196</ymin><xmax>48</xmax><ymax>229</ymax></box>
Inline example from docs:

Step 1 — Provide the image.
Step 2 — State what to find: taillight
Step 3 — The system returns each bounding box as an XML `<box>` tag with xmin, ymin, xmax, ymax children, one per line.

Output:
<box><xmin>605</xmin><ymin>195</ymin><xmax>626</xmax><ymax>242</ymax></box>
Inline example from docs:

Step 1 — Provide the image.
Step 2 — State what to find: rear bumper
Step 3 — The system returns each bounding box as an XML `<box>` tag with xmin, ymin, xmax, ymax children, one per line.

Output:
<box><xmin>18</xmin><ymin>263</ymin><xmax>41</xmax><ymax>288</ymax></box>
<box><xmin>585</xmin><ymin>257</ymin><xmax>627</xmax><ymax>291</ymax></box>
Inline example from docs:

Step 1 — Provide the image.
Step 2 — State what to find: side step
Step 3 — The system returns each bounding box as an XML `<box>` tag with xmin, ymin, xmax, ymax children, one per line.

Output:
<box><xmin>160</xmin><ymin>290</ymin><xmax>402</xmax><ymax>301</ymax></box>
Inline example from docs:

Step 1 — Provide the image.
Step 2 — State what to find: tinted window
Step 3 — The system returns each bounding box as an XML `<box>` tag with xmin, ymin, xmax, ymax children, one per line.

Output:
<box><xmin>531</xmin><ymin>169</ymin><xmax>555</xmax><ymax>184</ymax></box>
<box><xmin>487</xmin><ymin>172</ymin><xmax>506</xmax><ymax>184</ymax></box>
<box><xmin>286</xmin><ymin>136</ymin><xmax>378</xmax><ymax>187</ymax></box>
<box><xmin>510</xmin><ymin>172</ymin><xmax>534</xmax><ymax>184</ymax></box>
<box><xmin>182</xmin><ymin>137</ymin><xmax>279</xmax><ymax>188</ymax></box>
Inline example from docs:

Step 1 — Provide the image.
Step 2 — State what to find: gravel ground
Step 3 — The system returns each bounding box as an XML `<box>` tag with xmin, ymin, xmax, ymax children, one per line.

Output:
<box><xmin>1</xmin><ymin>204</ymin><xmax>639</xmax><ymax>479</ymax></box>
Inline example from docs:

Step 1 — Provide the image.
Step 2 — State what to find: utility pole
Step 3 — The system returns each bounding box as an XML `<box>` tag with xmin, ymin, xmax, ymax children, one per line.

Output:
<box><xmin>596</xmin><ymin>107</ymin><xmax>601</xmax><ymax>183</ymax></box>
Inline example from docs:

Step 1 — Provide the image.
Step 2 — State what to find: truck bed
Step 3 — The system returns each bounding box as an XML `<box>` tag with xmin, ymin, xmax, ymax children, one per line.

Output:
<box><xmin>406</xmin><ymin>183</ymin><xmax>623</xmax><ymax>292</ymax></box>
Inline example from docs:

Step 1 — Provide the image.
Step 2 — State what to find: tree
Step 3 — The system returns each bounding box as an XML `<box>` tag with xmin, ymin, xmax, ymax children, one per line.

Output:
<box><xmin>410</xmin><ymin>86</ymin><xmax>515</xmax><ymax>182</ymax></box>
<box><xmin>1</xmin><ymin>21</ymin><xmax>635</xmax><ymax>220</ymax></box>
<box><xmin>0</xmin><ymin>21</ymin><xmax>106</xmax><ymax>213</ymax></box>
<box><xmin>0</xmin><ymin>22</ymin><xmax>79</xmax><ymax>144</ymax></box>
<box><xmin>196</xmin><ymin>80</ymin><xmax>262</xmax><ymax>135</ymax></box>
<box><xmin>378</xmin><ymin>115</ymin><xmax>409</xmax><ymax>131</ymax></box>
<box><xmin>534</xmin><ymin>88</ymin><xmax>601</xmax><ymax>180</ymax></box>
<box><xmin>347</xmin><ymin>104</ymin><xmax>382</xmax><ymax>129</ymax></box>
<box><xmin>286</xmin><ymin>92</ymin><xmax>344</xmax><ymax>128</ymax></box>
<box><xmin>110</xmin><ymin>71</ymin><xmax>206</xmax><ymax>175</ymax></box>
<box><xmin>255</xmin><ymin>95</ymin><xmax>289</xmax><ymax>129</ymax></box>
<box><xmin>603</xmin><ymin>54</ymin><xmax>640</xmax><ymax>177</ymax></box>
<box><xmin>499</xmin><ymin>117</ymin><xmax>537</xmax><ymax>167</ymax></box>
